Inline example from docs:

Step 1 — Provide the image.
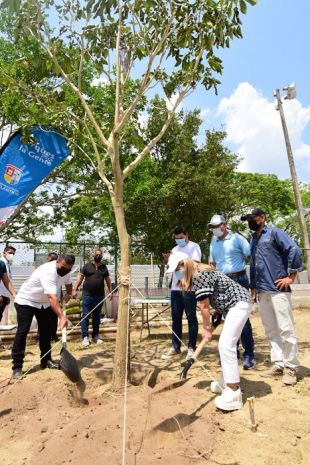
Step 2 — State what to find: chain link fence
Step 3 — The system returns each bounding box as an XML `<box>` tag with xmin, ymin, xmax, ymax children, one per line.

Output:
<box><xmin>0</xmin><ymin>240</ymin><xmax>171</xmax><ymax>296</ymax></box>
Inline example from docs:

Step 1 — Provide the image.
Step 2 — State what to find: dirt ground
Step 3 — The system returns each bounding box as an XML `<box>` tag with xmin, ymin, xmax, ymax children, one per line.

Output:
<box><xmin>0</xmin><ymin>309</ymin><xmax>309</xmax><ymax>465</ymax></box>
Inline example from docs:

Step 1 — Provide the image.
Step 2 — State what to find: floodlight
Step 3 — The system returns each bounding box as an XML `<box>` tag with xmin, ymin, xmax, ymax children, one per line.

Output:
<box><xmin>284</xmin><ymin>83</ymin><xmax>296</xmax><ymax>100</ymax></box>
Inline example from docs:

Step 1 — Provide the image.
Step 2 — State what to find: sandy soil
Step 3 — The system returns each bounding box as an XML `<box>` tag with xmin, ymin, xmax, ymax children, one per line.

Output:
<box><xmin>0</xmin><ymin>310</ymin><xmax>309</xmax><ymax>465</ymax></box>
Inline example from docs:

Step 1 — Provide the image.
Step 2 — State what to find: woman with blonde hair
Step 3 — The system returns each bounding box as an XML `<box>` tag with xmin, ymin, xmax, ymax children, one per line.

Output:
<box><xmin>166</xmin><ymin>251</ymin><xmax>253</xmax><ymax>411</ymax></box>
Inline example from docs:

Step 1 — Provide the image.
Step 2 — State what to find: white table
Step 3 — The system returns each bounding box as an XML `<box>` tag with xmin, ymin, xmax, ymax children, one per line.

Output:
<box><xmin>131</xmin><ymin>298</ymin><xmax>171</xmax><ymax>340</ymax></box>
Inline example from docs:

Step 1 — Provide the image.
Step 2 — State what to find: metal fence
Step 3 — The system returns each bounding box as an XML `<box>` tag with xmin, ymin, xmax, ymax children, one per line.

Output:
<box><xmin>0</xmin><ymin>240</ymin><xmax>171</xmax><ymax>297</ymax></box>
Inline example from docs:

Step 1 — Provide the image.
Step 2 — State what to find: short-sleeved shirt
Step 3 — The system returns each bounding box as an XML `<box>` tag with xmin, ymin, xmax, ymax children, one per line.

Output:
<box><xmin>209</xmin><ymin>232</ymin><xmax>250</xmax><ymax>274</ymax></box>
<box><xmin>192</xmin><ymin>269</ymin><xmax>251</xmax><ymax>316</ymax></box>
<box><xmin>171</xmin><ymin>241</ymin><xmax>201</xmax><ymax>291</ymax></box>
<box><xmin>81</xmin><ymin>262</ymin><xmax>109</xmax><ymax>296</ymax></box>
<box><xmin>0</xmin><ymin>260</ymin><xmax>6</xmax><ymax>280</ymax></box>
<box><xmin>0</xmin><ymin>256</ymin><xmax>12</xmax><ymax>298</ymax></box>
<box><xmin>15</xmin><ymin>261</ymin><xmax>72</xmax><ymax>309</ymax></box>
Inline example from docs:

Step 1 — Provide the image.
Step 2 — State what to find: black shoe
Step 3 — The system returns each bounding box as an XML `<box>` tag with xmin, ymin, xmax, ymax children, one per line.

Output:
<box><xmin>12</xmin><ymin>368</ymin><xmax>23</xmax><ymax>379</ymax></box>
<box><xmin>41</xmin><ymin>359</ymin><xmax>60</xmax><ymax>370</ymax></box>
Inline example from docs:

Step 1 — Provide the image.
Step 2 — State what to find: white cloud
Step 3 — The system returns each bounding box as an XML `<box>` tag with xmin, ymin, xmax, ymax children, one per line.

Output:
<box><xmin>165</xmin><ymin>92</ymin><xmax>181</xmax><ymax>111</ymax></box>
<box><xmin>91</xmin><ymin>77</ymin><xmax>108</xmax><ymax>87</ymax></box>
<box><xmin>217</xmin><ymin>82</ymin><xmax>310</xmax><ymax>180</ymax></box>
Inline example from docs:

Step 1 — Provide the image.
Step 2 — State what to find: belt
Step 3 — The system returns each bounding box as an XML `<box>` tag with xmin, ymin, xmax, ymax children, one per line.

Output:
<box><xmin>226</xmin><ymin>270</ymin><xmax>246</xmax><ymax>278</ymax></box>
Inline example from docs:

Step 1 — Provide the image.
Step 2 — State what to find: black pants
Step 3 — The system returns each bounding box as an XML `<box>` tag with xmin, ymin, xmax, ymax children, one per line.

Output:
<box><xmin>12</xmin><ymin>303</ymin><xmax>53</xmax><ymax>370</ymax></box>
<box><xmin>47</xmin><ymin>307</ymin><xmax>58</xmax><ymax>341</ymax></box>
<box><xmin>0</xmin><ymin>296</ymin><xmax>10</xmax><ymax>321</ymax></box>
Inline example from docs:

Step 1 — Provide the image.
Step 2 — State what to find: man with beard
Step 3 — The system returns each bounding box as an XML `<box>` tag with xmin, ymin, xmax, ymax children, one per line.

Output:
<box><xmin>241</xmin><ymin>208</ymin><xmax>302</xmax><ymax>385</ymax></box>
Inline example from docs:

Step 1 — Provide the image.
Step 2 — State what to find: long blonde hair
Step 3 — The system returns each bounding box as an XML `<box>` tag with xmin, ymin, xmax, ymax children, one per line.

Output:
<box><xmin>179</xmin><ymin>259</ymin><xmax>215</xmax><ymax>291</ymax></box>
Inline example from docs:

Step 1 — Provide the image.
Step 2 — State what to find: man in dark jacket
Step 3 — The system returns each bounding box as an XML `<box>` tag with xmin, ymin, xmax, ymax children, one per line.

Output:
<box><xmin>241</xmin><ymin>208</ymin><xmax>302</xmax><ymax>385</ymax></box>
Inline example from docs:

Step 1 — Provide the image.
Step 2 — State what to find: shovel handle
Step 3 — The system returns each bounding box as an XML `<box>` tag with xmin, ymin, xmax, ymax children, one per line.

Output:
<box><xmin>193</xmin><ymin>337</ymin><xmax>208</xmax><ymax>359</ymax></box>
<box><xmin>62</xmin><ymin>305</ymin><xmax>67</xmax><ymax>345</ymax></box>
<box><xmin>179</xmin><ymin>338</ymin><xmax>208</xmax><ymax>380</ymax></box>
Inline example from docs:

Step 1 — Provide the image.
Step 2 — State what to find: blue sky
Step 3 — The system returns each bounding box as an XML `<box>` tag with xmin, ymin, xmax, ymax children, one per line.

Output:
<box><xmin>182</xmin><ymin>0</ymin><xmax>310</xmax><ymax>181</ymax></box>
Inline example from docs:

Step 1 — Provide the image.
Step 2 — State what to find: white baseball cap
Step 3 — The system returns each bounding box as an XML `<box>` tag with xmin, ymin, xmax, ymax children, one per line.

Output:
<box><xmin>208</xmin><ymin>214</ymin><xmax>226</xmax><ymax>227</ymax></box>
<box><xmin>165</xmin><ymin>252</ymin><xmax>189</xmax><ymax>273</ymax></box>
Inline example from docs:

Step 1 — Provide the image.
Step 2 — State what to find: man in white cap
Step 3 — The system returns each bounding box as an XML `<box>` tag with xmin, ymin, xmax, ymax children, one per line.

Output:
<box><xmin>161</xmin><ymin>226</ymin><xmax>201</xmax><ymax>360</ymax></box>
<box><xmin>208</xmin><ymin>213</ymin><xmax>256</xmax><ymax>370</ymax></box>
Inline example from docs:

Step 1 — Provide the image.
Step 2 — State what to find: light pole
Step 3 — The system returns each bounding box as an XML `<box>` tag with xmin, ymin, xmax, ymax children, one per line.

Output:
<box><xmin>274</xmin><ymin>84</ymin><xmax>310</xmax><ymax>282</ymax></box>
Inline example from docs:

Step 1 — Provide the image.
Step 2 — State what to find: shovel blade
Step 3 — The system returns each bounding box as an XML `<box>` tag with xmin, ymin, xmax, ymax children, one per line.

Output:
<box><xmin>180</xmin><ymin>358</ymin><xmax>194</xmax><ymax>380</ymax></box>
<box><xmin>60</xmin><ymin>346</ymin><xmax>81</xmax><ymax>383</ymax></box>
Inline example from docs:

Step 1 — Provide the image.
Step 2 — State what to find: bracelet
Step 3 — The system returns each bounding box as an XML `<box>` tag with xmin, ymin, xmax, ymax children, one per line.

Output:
<box><xmin>204</xmin><ymin>326</ymin><xmax>212</xmax><ymax>330</ymax></box>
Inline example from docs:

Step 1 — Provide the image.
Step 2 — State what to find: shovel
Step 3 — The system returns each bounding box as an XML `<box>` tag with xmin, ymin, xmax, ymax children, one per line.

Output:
<box><xmin>179</xmin><ymin>312</ymin><xmax>223</xmax><ymax>380</ymax></box>
<box><xmin>59</xmin><ymin>309</ymin><xmax>81</xmax><ymax>383</ymax></box>
<box><xmin>179</xmin><ymin>338</ymin><xmax>208</xmax><ymax>380</ymax></box>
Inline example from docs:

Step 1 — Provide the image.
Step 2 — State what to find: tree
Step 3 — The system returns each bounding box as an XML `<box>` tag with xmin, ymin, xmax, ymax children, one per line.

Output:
<box><xmin>0</xmin><ymin>0</ymin><xmax>257</xmax><ymax>388</ymax></box>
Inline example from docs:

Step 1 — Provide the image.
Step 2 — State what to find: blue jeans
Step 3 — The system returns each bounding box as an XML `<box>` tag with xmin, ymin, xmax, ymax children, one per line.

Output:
<box><xmin>81</xmin><ymin>294</ymin><xmax>103</xmax><ymax>339</ymax></box>
<box><xmin>171</xmin><ymin>290</ymin><xmax>198</xmax><ymax>351</ymax></box>
<box><xmin>232</xmin><ymin>274</ymin><xmax>255</xmax><ymax>359</ymax></box>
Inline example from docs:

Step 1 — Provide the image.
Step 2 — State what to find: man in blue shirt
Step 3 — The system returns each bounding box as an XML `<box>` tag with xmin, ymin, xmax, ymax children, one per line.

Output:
<box><xmin>209</xmin><ymin>214</ymin><xmax>255</xmax><ymax>370</ymax></box>
<box><xmin>241</xmin><ymin>208</ymin><xmax>302</xmax><ymax>385</ymax></box>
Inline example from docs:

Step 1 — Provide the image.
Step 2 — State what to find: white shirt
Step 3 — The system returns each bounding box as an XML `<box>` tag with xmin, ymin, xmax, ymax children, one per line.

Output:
<box><xmin>15</xmin><ymin>261</ymin><xmax>72</xmax><ymax>309</ymax></box>
<box><xmin>171</xmin><ymin>240</ymin><xmax>201</xmax><ymax>291</ymax></box>
<box><xmin>0</xmin><ymin>256</ymin><xmax>12</xmax><ymax>298</ymax></box>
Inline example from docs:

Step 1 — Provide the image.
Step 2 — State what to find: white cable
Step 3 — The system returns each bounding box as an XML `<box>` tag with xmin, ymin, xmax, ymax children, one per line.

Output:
<box><xmin>130</xmin><ymin>282</ymin><xmax>216</xmax><ymax>381</ymax></box>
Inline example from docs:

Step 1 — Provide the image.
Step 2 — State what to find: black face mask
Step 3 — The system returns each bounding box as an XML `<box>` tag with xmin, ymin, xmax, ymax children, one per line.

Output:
<box><xmin>57</xmin><ymin>266</ymin><xmax>71</xmax><ymax>276</ymax></box>
<box><xmin>248</xmin><ymin>220</ymin><xmax>260</xmax><ymax>232</ymax></box>
<box><xmin>94</xmin><ymin>255</ymin><xmax>102</xmax><ymax>263</ymax></box>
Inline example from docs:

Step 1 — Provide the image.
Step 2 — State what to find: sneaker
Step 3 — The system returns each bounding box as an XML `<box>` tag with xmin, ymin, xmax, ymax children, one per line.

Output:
<box><xmin>186</xmin><ymin>348</ymin><xmax>194</xmax><ymax>361</ymax></box>
<box><xmin>282</xmin><ymin>367</ymin><xmax>297</xmax><ymax>385</ymax></box>
<box><xmin>210</xmin><ymin>376</ymin><xmax>225</xmax><ymax>394</ymax></box>
<box><xmin>82</xmin><ymin>336</ymin><xmax>90</xmax><ymax>348</ymax></box>
<box><xmin>260</xmin><ymin>365</ymin><xmax>283</xmax><ymax>378</ymax></box>
<box><xmin>215</xmin><ymin>386</ymin><xmax>243</xmax><ymax>411</ymax></box>
<box><xmin>243</xmin><ymin>356</ymin><xmax>256</xmax><ymax>370</ymax></box>
<box><xmin>93</xmin><ymin>336</ymin><xmax>104</xmax><ymax>345</ymax></box>
<box><xmin>11</xmin><ymin>368</ymin><xmax>23</xmax><ymax>380</ymax></box>
<box><xmin>100</xmin><ymin>317</ymin><xmax>114</xmax><ymax>324</ymax></box>
<box><xmin>161</xmin><ymin>347</ymin><xmax>181</xmax><ymax>360</ymax></box>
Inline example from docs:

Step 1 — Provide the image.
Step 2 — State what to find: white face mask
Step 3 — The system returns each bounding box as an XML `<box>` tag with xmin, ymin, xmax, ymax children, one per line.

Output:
<box><xmin>5</xmin><ymin>253</ymin><xmax>14</xmax><ymax>263</ymax></box>
<box><xmin>212</xmin><ymin>228</ymin><xmax>223</xmax><ymax>238</ymax></box>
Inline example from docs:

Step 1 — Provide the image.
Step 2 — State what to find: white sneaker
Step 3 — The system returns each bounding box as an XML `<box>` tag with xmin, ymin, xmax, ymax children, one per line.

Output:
<box><xmin>215</xmin><ymin>387</ymin><xmax>243</xmax><ymax>411</ymax></box>
<box><xmin>100</xmin><ymin>317</ymin><xmax>114</xmax><ymax>324</ymax></box>
<box><xmin>82</xmin><ymin>336</ymin><xmax>90</xmax><ymax>348</ymax></box>
<box><xmin>186</xmin><ymin>348</ymin><xmax>194</xmax><ymax>361</ymax></box>
<box><xmin>161</xmin><ymin>347</ymin><xmax>181</xmax><ymax>360</ymax></box>
<box><xmin>210</xmin><ymin>376</ymin><xmax>225</xmax><ymax>394</ymax></box>
<box><xmin>93</xmin><ymin>336</ymin><xmax>104</xmax><ymax>345</ymax></box>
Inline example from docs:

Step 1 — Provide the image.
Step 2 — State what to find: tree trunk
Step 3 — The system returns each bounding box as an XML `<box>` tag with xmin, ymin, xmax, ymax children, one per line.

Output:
<box><xmin>111</xmin><ymin>188</ymin><xmax>131</xmax><ymax>390</ymax></box>
<box><xmin>157</xmin><ymin>263</ymin><xmax>165</xmax><ymax>288</ymax></box>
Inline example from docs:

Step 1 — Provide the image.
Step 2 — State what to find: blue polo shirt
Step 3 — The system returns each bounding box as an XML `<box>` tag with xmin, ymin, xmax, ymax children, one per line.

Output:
<box><xmin>209</xmin><ymin>232</ymin><xmax>250</xmax><ymax>274</ymax></box>
<box><xmin>250</xmin><ymin>225</ymin><xmax>303</xmax><ymax>292</ymax></box>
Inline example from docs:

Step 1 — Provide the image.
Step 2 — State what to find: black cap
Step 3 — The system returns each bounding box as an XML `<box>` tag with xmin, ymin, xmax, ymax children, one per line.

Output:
<box><xmin>240</xmin><ymin>208</ymin><xmax>266</xmax><ymax>221</ymax></box>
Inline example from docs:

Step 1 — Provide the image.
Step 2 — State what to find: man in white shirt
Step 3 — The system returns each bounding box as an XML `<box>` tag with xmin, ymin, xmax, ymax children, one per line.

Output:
<box><xmin>11</xmin><ymin>254</ymin><xmax>75</xmax><ymax>379</ymax></box>
<box><xmin>162</xmin><ymin>226</ymin><xmax>201</xmax><ymax>360</ymax></box>
<box><xmin>0</xmin><ymin>246</ymin><xmax>16</xmax><ymax>323</ymax></box>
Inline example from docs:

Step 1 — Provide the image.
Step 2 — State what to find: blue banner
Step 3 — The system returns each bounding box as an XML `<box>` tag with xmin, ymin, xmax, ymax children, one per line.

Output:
<box><xmin>0</xmin><ymin>126</ymin><xmax>70</xmax><ymax>225</ymax></box>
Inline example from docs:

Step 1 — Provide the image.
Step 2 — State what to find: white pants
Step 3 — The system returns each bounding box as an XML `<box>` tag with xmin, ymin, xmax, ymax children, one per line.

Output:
<box><xmin>258</xmin><ymin>292</ymin><xmax>299</xmax><ymax>369</ymax></box>
<box><xmin>219</xmin><ymin>301</ymin><xmax>252</xmax><ymax>384</ymax></box>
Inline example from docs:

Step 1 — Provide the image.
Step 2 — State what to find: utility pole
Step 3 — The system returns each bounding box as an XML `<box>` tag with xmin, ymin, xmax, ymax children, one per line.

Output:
<box><xmin>274</xmin><ymin>85</ymin><xmax>310</xmax><ymax>282</ymax></box>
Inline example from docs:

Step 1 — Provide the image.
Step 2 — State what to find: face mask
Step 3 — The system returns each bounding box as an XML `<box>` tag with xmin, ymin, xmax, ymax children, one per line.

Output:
<box><xmin>212</xmin><ymin>228</ymin><xmax>223</xmax><ymax>238</ymax></box>
<box><xmin>248</xmin><ymin>220</ymin><xmax>260</xmax><ymax>232</ymax></box>
<box><xmin>5</xmin><ymin>253</ymin><xmax>14</xmax><ymax>263</ymax></box>
<box><xmin>175</xmin><ymin>238</ymin><xmax>186</xmax><ymax>247</ymax></box>
<box><xmin>94</xmin><ymin>255</ymin><xmax>102</xmax><ymax>263</ymax></box>
<box><xmin>174</xmin><ymin>269</ymin><xmax>185</xmax><ymax>280</ymax></box>
<box><xmin>57</xmin><ymin>266</ymin><xmax>71</xmax><ymax>277</ymax></box>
